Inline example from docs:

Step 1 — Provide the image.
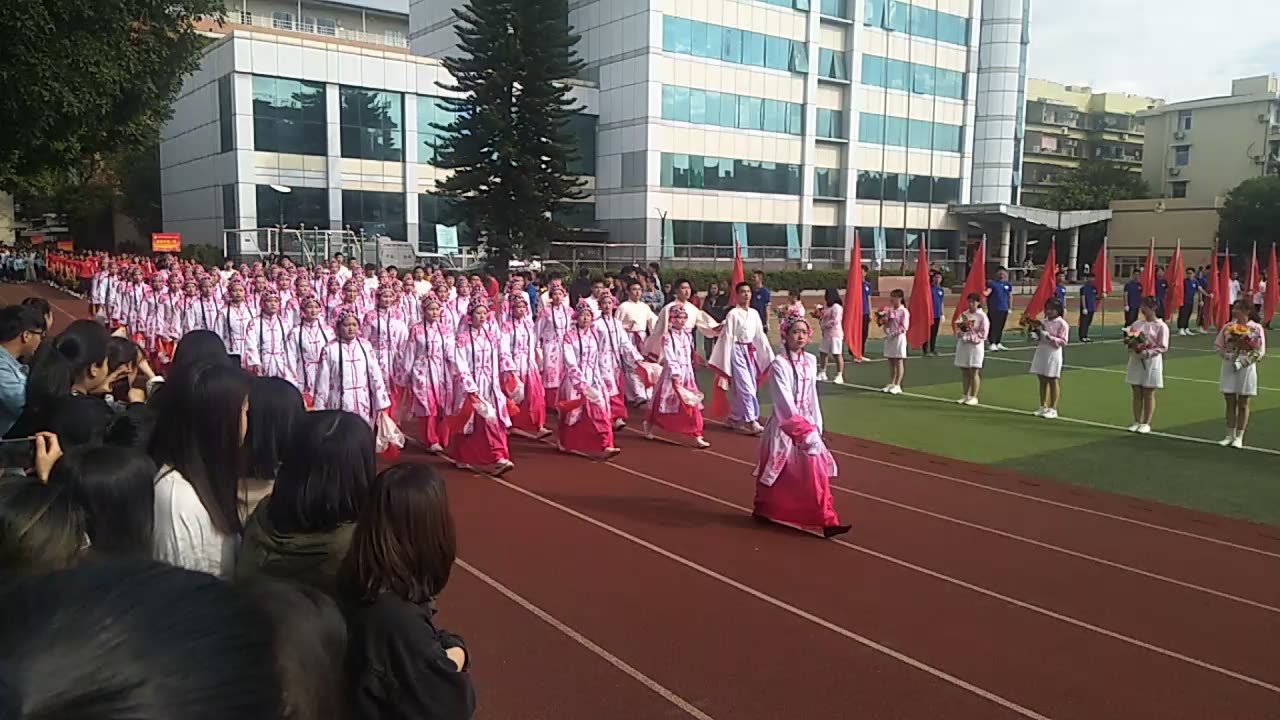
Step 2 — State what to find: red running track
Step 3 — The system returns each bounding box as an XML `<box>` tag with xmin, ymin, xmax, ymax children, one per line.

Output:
<box><xmin>12</xmin><ymin>282</ymin><xmax>1280</xmax><ymax>719</ymax></box>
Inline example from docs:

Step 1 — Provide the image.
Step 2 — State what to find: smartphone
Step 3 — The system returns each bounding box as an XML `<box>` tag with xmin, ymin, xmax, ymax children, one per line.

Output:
<box><xmin>0</xmin><ymin>436</ymin><xmax>36</xmax><ymax>471</ymax></box>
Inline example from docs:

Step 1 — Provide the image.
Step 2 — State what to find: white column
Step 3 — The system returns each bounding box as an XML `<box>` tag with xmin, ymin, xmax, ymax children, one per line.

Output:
<box><xmin>325</xmin><ymin>83</ymin><xmax>343</xmax><ymax>232</ymax></box>
<box><xmin>998</xmin><ymin>221</ymin><xmax>1011</xmax><ymax>268</ymax></box>
<box><xmin>404</xmin><ymin>97</ymin><xmax>420</xmax><ymax>251</ymax></box>
<box><xmin>1068</xmin><ymin>227</ymin><xmax>1080</xmax><ymax>279</ymax></box>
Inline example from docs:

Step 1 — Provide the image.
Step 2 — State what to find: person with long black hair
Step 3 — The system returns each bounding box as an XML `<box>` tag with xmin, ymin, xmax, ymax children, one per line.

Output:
<box><xmin>341</xmin><ymin>463</ymin><xmax>475</xmax><ymax>720</ymax></box>
<box><xmin>150</xmin><ymin>362</ymin><xmax>252</xmax><ymax>578</ymax></box>
<box><xmin>314</xmin><ymin>310</ymin><xmax>391</xmax><ymax>428</ymax></box>
<box><xmin>7</xmin><ymin>319</ymin><xmax>112</xmax><ymax>438</ymax></box>
<box><xmin>285</xmin><ymin>296</ymin><xmax>336</xmax><ymax>408</ymax></box>
<box><xmin>48</xmin><ymin>445</ymin><xmax>156</xmax><ymax>559</ymax></box>
<box><xmin>449</xmin><ymin>300</ymin><xmax>515</xmax><ymax>475</ymax></box>
<box><xmin>238</xmin><ymin>410</ymin><xmax>374</xmax><ymax>596</ymax></box>
<box><xmin>242</xmin><ymin>377</ymin><xmax>306</xmax><ymax>513</ymax></box>
<box><xmin>0</xmin><ymin>475</ymin><xmax>86</xmax><ymax>573</ymax></box>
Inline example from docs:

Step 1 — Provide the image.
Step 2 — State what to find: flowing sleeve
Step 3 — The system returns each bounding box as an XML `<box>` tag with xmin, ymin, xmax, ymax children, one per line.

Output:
<box><xmin>313</xmin><ymin>345</ymin><xmax>333</xmax><ymax>410</ymax></box>
<box><xmin>768</xmin><ymin>358</ymin><xmax>800</xmax><ymax>426</ymax></box>
<box><xmin>243</xmin><ymin>319</ymin><xmax>261</xmax><ymax>370</ymax></box>
<box><xmin>365</xmin><ymin>340</ymin><xmax>392</xmax><ymax>412</ymax></box>
<box><xmin>395</xmin><ymin>328</ymin><xmax>417</xmax><ymax>387</ymax></box>
<box><xmin>562</xmin><ymin>333</ymin><xmax>586</xmax><ymax>391</ymax></box>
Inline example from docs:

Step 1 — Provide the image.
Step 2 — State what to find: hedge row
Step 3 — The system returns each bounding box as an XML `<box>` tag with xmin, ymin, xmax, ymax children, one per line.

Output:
<box><xmin>640</xmin><ymin>268</ymin><xmax>959</xmax><ymax>292</ymax></box>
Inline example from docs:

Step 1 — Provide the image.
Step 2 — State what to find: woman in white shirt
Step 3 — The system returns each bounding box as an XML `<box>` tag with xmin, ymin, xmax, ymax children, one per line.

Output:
<box><xmin>149</xmin><ymin>362</ymin><xmax>252</xmax><ymax>578</ymax></box>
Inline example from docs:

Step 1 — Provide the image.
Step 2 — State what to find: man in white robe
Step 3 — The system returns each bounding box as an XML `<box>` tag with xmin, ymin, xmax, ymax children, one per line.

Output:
<box><xmin>616</xmin><ymin>279</ymin><xmax>659</xmax><ymax>405</ymax></box>
<box><xmin>642</xmin><ymin>279</ymin><xmax>720</xmax><ymax>360</ymax></box>
<box><xmin>708</xmin><ymin>281</ymin><xmax>775</xmax><ymax>434</ymax></box>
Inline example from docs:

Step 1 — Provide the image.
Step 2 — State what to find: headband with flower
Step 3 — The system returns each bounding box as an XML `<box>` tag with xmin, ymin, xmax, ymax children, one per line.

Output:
<box><xmin>335</xmin><ymin>308</ymin><xmax>361</xmax><ymax>327</ymax></box>
<box><xmin>669</xmin><ymin>303</ymin><xmax>689</xmax><ymax>326</ymax></box>
<box><xmin>779</xmin><ymin>307</ymin><xmax>809</xmax><ymax>337</ymax></box>
<box><xmin>574</xmin><ymin>298</ymin><xmax>594</xmax><ymax>316</ymax></box>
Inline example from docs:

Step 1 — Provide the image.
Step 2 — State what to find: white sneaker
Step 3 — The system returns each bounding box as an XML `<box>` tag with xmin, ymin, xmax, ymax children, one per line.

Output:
<box><xmin>1043</xmin><ymin>408</ymin><xmax>1059</xmax><ymax>419</ymax></box>
<box><xmin>694</xmin><ymin>437</ymin><xmax>711</xmax><ymax>449</ymax></box>
<box><xmin>988</xmin><ymin>343</ymin><xmax>998</xmax><ymax>352</ymax></box>
<box><xmin>964</xmin><ymin>396</ymin><xmax>979</xmax><ymax>406</ymax></box>
<box><xmin>1231</xmin><ymin>434</ymin><xmax>1244</xmax><ymax>449</ymax></box>
<box><xmin>833</xmin><ymin>375</ymin><xmax>844</xmax><ymax>385</ymax></box>
<box><xmin>816</xmin><ymin>374</ymin><xmax>828</xmax><ymax>382</ymax></box>
<box><xmin>1126</xmin><ymin>423</ymin><xmax>1140</xmax><ymax>432</ymax></box>
<box><xmin>881</xmin><ymin>384</ymin><xmax>893</xmax><ymax>393</ymax></box>
<box><xmin>998</xmin><ymin>344</ymin><xmax>1010</xmax><ymax>351</ymax></box>
<box><xmin>1033</xmin><ymin>407</ymin><xmax>1047</xmax><ymax>417</ymax></box>
<box><xmin>1136</xmin><ymin>424</ymin><xmax>1151</xmax><ymax>434</ymax></box>
<box><xmin>888</xmin><ymin>385</ymin><xmax>903</xmax><ymax>395</ymax></box>
<box><xmin>1218</xmin><ymin>434</ymin><xmax>1235</xmax><ymax>447</ymax></box>
<box><xmin>957</xmin><ymin>396</ymin><xmax>970</xmax><ymax>404</ymax></box>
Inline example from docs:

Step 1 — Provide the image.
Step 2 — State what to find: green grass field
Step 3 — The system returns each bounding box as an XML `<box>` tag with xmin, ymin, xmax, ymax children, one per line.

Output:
<box><xmin>726</xmin><ymin>318</ymin><xmax>1280</xmax><ymax>526</ymax></box>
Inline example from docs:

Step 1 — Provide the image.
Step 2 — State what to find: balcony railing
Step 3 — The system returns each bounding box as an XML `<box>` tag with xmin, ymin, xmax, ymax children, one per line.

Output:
<box><xmin>221</xmin><ymin>10</ymin><xmax>409</xmax><ymax>50</ymax></box>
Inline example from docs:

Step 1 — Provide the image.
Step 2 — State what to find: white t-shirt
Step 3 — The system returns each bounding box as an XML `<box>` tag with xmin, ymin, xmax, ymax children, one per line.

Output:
<box><xmin>1229</xmin><ymin>279</ymin><xmax>1241</xmax><ymax>304</ymax></box>
<box><xmin>153</xmin><ymin>466</ymin><xmax>238</xmax><ymax>578</ymax></box>
<box><xmin>1254</xmin><ymin>282</ymin><xmax>1265</xmax><ymax>306</ymax></box>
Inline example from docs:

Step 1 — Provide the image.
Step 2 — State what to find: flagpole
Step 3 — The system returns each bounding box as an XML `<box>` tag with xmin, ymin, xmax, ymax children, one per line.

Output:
<box><xmin>1100</xmin><ymin>238</ymin><xmax>1107</xmax><ymax>339</ymax></box>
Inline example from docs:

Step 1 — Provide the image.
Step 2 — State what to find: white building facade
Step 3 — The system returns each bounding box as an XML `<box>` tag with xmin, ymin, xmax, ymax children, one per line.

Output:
<box><xmin>163</xmin><ymin>0</ymin><xmax>1030</xmax><ymax>263</ymax></box>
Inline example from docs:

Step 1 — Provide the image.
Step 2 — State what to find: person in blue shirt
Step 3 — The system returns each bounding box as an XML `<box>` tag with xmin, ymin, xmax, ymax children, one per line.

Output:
<box><xmin>983</xmin><ymin>267</ymin><xmax>1013</xmax><ymax>351</ymax></box>
<box><xmin>1078</xmin><ymin>273</ymin><xmax>1098</xmax><ymax>342</ymax></box>
<box><xmin>0</xmin><ymin>305</ymin><xmax>47</xmax><ymax>436</ymax></box>
<box><xmin>1195</xmin><ymin>267</ymin><xmax>1212</xmax><ymax>332</ymax></box>
<box><xmin>858</xmin><ymin>269</ymin><xmax>872</xmax><ymax>361</ymax></box>
<box><xmin>926</xmin><ymin>271</ymin><xmax>945</xmax><ymax>355</ymax></box>
<box><xmin>1122</xmin><ymin>269</ymin><xmax>1143</xmax><ymax>327</ymax></box>
<box><xmin>1154</xmin><ymin>268</ymin><xmax>1169</xmax><ymax>319</ymax></box>
<box><xmin>1176</xmin><ymin>267</ymin><xmax>1202</xmax><ymax>336</ymax></box>
<box><xmin>750</xmin><ymin>271</ymin><xmax>772</xmax><ymax>331</ymax></box>
<box><xmin>1054</xmin><ymin>271</ymin><xmax>1067</xmax><ymax>307</ymax></box>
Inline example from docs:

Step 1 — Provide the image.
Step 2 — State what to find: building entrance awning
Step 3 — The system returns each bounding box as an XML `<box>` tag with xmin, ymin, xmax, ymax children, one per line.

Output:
<box><xmin>948</xmin><ymin>203</ymin><xmax>1111</xmax><ymax>231</ymax></box>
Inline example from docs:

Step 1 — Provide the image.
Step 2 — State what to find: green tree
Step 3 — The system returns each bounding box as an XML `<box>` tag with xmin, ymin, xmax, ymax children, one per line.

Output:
<box><xmin>1043</xmin><ymin>159</ymin><xmax>1149</xmax><ymax>211</ymax></box>
<box><xmin>1218</xmin><ymin>176</ymin><xmax>1280</xmax><ymax>261</ymax></box>
<box><xmin>433</xmin><ymin>0</ymin><xmax>588</xmax><ymax>271</ymax></box>
<box><xmin>0</xmin><ymin>0</ymin><xmax>224</xmax><ymax>193</ymax></box>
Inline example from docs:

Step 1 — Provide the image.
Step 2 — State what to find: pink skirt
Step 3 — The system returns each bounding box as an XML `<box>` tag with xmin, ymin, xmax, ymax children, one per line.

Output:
<box><xmin>544</xmin><ymin>386</ymin><xmax>560</xmax><ymax>415</ymax></box>
<box><xmin>559</xmin><ymin>402</ymin><xmax>615</xmax><ymax>454</ymax></box>
<box><xmin>609</xmin><ymin>371</ymin><xmax>627</xmax><ymax>421</ymax></box>
<box><xmin>422</xmin><ymin>414</ymin><xmax>450</xmax><ymax>449</ymax></box>
<box><xmin>511</xmin><ymin>372</ymin><xmax>547</xmax><ymax>433</ymax></box>
<box><xmin>753</xmin><ymin>452</ymin><xmax>841</xmax><ymax>530</ymax></box>
<box><xmin>450</xmin><ymin>416</ymin><xmax>510</xmax><ymax>466</ymax></box>
<box><xmin>647</xmin><ymin>403</ymin><xmax>704</xmax><ymax>437</ymax></box>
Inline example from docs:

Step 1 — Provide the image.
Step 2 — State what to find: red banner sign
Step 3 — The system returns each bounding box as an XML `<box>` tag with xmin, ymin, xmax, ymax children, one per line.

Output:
<box><xmin>151</xmin><ymin>232</ymin><xmax>181</xmax><ymax>253</ymax></box>
<box><xmin>56</xmin><ymin>239</ymin><xmax>74</xmax><ymax>251</ymax></box>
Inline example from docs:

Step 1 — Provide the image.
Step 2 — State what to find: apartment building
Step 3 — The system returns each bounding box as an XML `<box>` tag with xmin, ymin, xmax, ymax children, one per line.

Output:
<box><xmin>1138</xmin><ymin>75</ymin><xmax>1280</xmax><ymax>205</ymax></box>
<box><xmin>163</xmin><ymin>0</ymin><xmax>1036</xmax><ymax>263</ymax></box>
<box><xmin>1020</xmin><ymin>79</ymin><xmax>1162</xmax><ymax>208</ymax></box>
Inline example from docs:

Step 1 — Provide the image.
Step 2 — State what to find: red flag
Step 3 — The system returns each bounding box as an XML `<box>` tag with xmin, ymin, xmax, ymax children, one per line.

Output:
<box><xmin>952</xmin><ymin>238</ymin><xmax>986</xmax><ymax>322</ymax></box>
<box><xmin>1245</xmin><ymin>244</ymin><xmax>1260</xmax><ymax>296</ymax></box>
<box><xmin>730</xmin><ymin>240</ymin><xmax>745</xmax><ymax>290</ymax></box>
<box><xmin>1092</xmin><ymin>238</ymin><xmax>1112</xmax><ymax>295</ymax></box>
<box><xmin>1265</xmin><ymin>243</ymin><xmax>1279</xmax><ymax>324</ymax></box>
<box><xmin>905</xmin><ymin>237</ymin><xmax>933</xmax><ymax>349</ymax></box>
<box><xmin>1216</xmin><ymin>245</ymin><xmax>1232</xmax><ymax>328</ymax></box>
<box><xmin>1139</xmin><ymin>238</ymin><xmax>1156</xmax><ymax>298</ymax></box>
<box><xmin>842</xmin><ymin>238</ymin><xmax>865</xmax><ymax>360</ymax></box>
<box><xmin>1021</xmin><ymin>239</ymin><xmax>1058</xmax><ymax>321</ymax></box>
<box><xmin>1206</xmin><ymin>241</ymin><xmax>1220</xmax><ymax>328</ymax></box>
<box><xmin>1166</xmin><ymin>242</ymin><xmax>1184</xmax><ymax>311</ymax></box>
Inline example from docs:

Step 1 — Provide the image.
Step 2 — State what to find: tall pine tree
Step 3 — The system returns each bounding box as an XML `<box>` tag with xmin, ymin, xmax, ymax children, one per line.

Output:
<box><xmin>433</xmin><ymin>0</ymin><xmax>587</xmax><ymax>271</ymax></box>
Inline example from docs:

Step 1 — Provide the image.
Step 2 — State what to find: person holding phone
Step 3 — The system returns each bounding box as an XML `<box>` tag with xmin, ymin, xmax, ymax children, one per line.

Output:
<box><xmin>0</xmin><ymin>305</ymin><xmax>47</xmax><ymax>436</ymax></box>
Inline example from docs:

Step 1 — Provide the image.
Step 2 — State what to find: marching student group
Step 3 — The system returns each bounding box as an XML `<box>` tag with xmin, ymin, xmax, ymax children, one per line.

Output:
<box><xmin>44</xmin><ymin>251</ymin><xmax>851</xmax><ymax>538</ymax></box>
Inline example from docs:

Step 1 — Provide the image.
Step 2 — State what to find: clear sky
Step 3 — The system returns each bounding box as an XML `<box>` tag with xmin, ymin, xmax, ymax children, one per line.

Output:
<box><xmin>1027</xmin><ymin>0</ymin><xmax>1280</xmax><ymax>102</ymax></box>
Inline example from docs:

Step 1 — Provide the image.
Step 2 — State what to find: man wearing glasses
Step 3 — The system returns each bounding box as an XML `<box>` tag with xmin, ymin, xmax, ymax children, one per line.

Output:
<box><xmin>0</xmin><ymin>305</ymin><xmax>47</xmax><ymax>436</ymax></box>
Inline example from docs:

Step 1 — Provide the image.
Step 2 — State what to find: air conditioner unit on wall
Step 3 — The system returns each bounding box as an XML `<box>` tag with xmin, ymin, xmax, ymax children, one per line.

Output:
<box><xmin>1168</xmin><ymin>167</ymin><xmax>1181</xmax><ymax>176</ymax></box>
<box><xmin>1174</xmin><ymin>130</ymin><xmax>1186</xmax><ymax>140</ymax></box>
<box><xmin>1260</xmin><ymin>114</ymin><xmax>1271</xmax><ymax>123</ymax></box>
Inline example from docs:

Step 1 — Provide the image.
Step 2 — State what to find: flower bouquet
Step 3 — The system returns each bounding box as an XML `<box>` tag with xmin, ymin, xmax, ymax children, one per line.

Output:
<box><xmin>874</xmin><ymin>308</ymin><xmax>889</xmax><ymax>327</ymax></box>
<box><xmin>955</xmin><ymin>313</ymin><xmax>973</xmax><ymax>334</ymax></box>
<box><xmin>1019</xmin><ymin>315</ymin><xmax>1042</xmax><ymax>339</ymax></box>
<box><xmin>1225</xmin><ymin>323</ymin><xmax>1262</xmax><ymax>370</ymax></box>
<box><xmin>1123</xmin><ymin>328</ymin><xmax>1150</xmax><ymax>368</ymax></box>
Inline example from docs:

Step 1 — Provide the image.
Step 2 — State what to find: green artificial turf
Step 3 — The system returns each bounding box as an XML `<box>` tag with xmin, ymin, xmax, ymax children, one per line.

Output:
<box><xmin>713</xmin><ymin>320</ymin><xmax>1280</xmax><ymax>526</ymax></box>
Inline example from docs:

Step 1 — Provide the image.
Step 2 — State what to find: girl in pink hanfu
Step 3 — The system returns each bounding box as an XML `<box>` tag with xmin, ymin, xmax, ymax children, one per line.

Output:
<box><xmin>314</xmin><ymin>309</ymin><xmax>392</xmax><ymax>428</ymax></box>
<box><xmin>136</xmin><ymin>275</ymin><xmax>165</xmax><ymax>356</ymax></box>
<box><xmin>501</xmin><ymin>292</ymin><xmax>550</xmax><ymax>439</ymax></box>
<box><xmin>361</xmin><ymin>286</ymin><xmax>410</xmax><ymax>417</ymax></box>
<box><xmin>449</xmin><ymin>300</ymin><xmax>517</xmax><ymax>476</ymax></box>
<box><xmin>395</xmin><ymin>297</ymin><xmax>457</xmax><ymax>454</ymax></box>
<box><xmin>435</xmin><ymin>282</ymin><xmax>460</xmax><ymax>331</ymax></box>
<box><xmin>559</xmin><ymin>300</ymin><xmax>621</xmax><ymax>459</ymax></box>
<box><xmin>154</xmin><ymin>274</ymin><xmax>186</xmax><ymax>373</ymax></box>
<box><xmin>245</xmin><ymin>290</ymin><xmax>295</xmax><ymax>380</ymax></box>
<box><xmin>536</xmin><ymin>282</ymin><xmax>573</xmax><ymax>412</ymax></box>
<box><xmin>323</xmin><ymin>276</ymin><xmax>344</xmax><ymax>316</ymax></box>
<box><xmin>123</xmin><ymin>268</ymin><xmax>148</xmax><ymax>339</ymax></box>
<box><xmin>218</xmin><ymin>280</ymin><xmax>256</xmax><ymax>365</ymax></box>
<box><xmin>880</xmin><ymin>289</ymin><xmax>909</xmax><ymax>395</ymax></box>
<box><xmin>752</xmin><ymin>315</ymin><xmax>851</xmax><ymax>538</ymax></box>
<box><xmin>643</xmin><ymin>304</ymin><xmax>710</xmax><ymax>449</ymax></box>
<box><xmin>594</xmin><ymin>292</ymin><xmax>640</xmax><ymax>429</ymax></box>
<box><xmin>449</xmin><ymin>279</ymin><xmax>473</xmax><ymax>331</ymax></box>
<box><xmin>285</xmin><ymin>297</ymin><xmax>336</xmax><ymax>408</ymax></box>
<box><xmin>398</xmin><ymin>277</ymin><xmax>421</xmax><ymax>325</ymax></box>
<box><xmin>327</xmin><ymin>280</ymin><xmax>364</xmax><ymax>325</ymax></box>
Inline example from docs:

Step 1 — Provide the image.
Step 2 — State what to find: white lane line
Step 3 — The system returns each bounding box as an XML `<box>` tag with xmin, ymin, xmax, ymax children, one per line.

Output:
<box><xmin>835</xmin><ymin>380</ymin><xmax>1280</xmax><ymax>457</ymax></box>
<box><xmin>671</xmin><ymin>438</ymin><xmax>1280</xmax><ymax>614</ymax></box>
<box><xmin>585</xmin><ymin>438</ymin><xmax>1280</xmax><ymax>695</ymax></box>
<box><xmin>457</xmin><ymin>559</ymin><xmax>716</xmax><ymax>720</ymax></box>
<box><xmin>477</xmin><ymin>469</ymin><xmax>1055</xmax><ymax>720</ymax></box>
<box><xmin>982</xmin><ymin>354</ymin><xmax>1280</xmax><ymax>393</ymax></box>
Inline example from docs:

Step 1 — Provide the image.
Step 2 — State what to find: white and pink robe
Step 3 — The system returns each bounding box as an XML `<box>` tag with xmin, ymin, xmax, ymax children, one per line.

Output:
<box><xmin>535</xmin><ymin>302</ymin><xmax>573</xmax><ymax>409</ymax></box>
<box><xmin>218</xmin><ymin>303</ymin><xmax>256</xmax><ymax>364</ymax></box>
<box><xmin>396</xmin><ymin>319</ymin><xmax>457</xmax><ymax>449</ymax></box>
<box><xmin>707</xmin><ymin>307</ymin><xmax>773</xmax><ymax>425</ymax></box>
<box><xmin>615</xmin><ymin>300</ymin><xmax>657</xmax><ymax>405</ymax></box>
<box><xmin>752</xmin><ymin>350</ymin><xmax>842</xmax><ymax>530</ymax></box>
<box><xmin>559</xmin><ymin>326</ymin><xmax>615</xmax><ymax>454</ymax></box>
<box><xmin>361</xmin><ymin>308</ymin><xmax>410</xmax><ymax>416</ymax></box>
<box><xmin>245</xmin><ymin>314</ymin><xmax>295</xmax><ymax>380</ymax></box>
<box><xmin>501</xmin><ymin>316</ymin><xmax>546</xmax><ymax>434</ymax></box>
<box><xmin>449</xmin><ymin>325</ymin><xmax>515</xmax><ymax>467</ymax></box>
<box><xmin>646</xmin><ymin>326</ymin><xmax>705</xmax><ymax>437</ymax></box>
<box><xmin>594</xmin><ymin>313</ymin><xmax>641</xmax><ymax>423</ymax></box>
<box><xmin>314</xmin><ymin>337</ymin><xmax>391</xmax><ymax>427</ymax></box>
<box><xmin>285</xmin><ymin>320</ymin><xmax>336</xmax><ymax>407</ymax></box>
<box><xmin>183</xmin><ymin>296</ymin><xmax>223</xmax><ymax>335</ymax></box>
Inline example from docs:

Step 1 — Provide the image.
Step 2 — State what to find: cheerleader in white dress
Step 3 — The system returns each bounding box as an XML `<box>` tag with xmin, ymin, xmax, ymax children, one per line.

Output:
<box><xmin>952</xmin><ymin>293</ymin><xmax>989</xmax><ymax>406</ymax></box>
<box><xmin>1124</xmin><ymin>297</ymin><xmax>1168</xmax><ymax>434</ymax></box>
<box><xmin>1214</xmin><ymin>300</ymin><xmax>1267</xmax><ymax>448</ymax></box>
<box><xmin>880</xmin><ymin>289</ymin><xmax>909</xmax><ymax>394</ymax></box>
<box><xmin>816</xmin><ymin>289</ymin><xmax>845</xmax><ymax>384</ymax></box>
<box><xmin>1029</xmin><ymin>298</ymin><xmax>1069</xmax><ymax>419</ymax></box>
